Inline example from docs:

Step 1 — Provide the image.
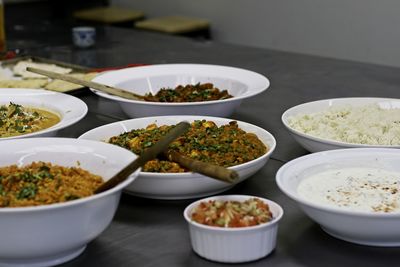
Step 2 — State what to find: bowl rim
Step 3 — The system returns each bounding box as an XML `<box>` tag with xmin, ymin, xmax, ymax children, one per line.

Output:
<box><xmin>281</xmin><ymin>97</ymin><xmax>400</xmax><ymax>149</ymax></box>
<box><xmin>0</xmin><ymin>137</ymin><xmax>138</xmax><ymax>213</ymax></box>
<box><xmin>78</xmin><ymin>115</ymin><xmax>277</xmax><ymax>179</ymax></box>
<box><xmin>91</xmin><ymin>63</ymin><xmax>270</xmax><ymax>105</ymax></box>
<box><xmin>0</xmin><ymin>88</ymin><xmax>88</xmax><ymax>140</ymax></box>
<box><xmin>183</xmin><ymin>194</ymin><xmax>284</xmax><ymax>231</ymax></box>
<box><xmin>276</xmin><ymin>147</ymin><xmax>400</xmax><ymax>218</ymax></box>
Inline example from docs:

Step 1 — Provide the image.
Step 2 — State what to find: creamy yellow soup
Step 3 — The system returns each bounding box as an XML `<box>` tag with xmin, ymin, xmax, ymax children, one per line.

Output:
<box><xmin>0</xmin><ymin>102</ymin><xmax>60</xmax><ymax>138</ymax></box>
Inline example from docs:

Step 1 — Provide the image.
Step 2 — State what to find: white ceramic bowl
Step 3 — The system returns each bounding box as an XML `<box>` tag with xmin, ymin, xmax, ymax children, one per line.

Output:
<box><xmin>276</xmin><ymin>148</ymin><xmax>400</xmax><ymax>247</ymax></box>
<box><xmin>0</xmin><ymin>89</ymin><xmax>88</xmax><ymax>140</ymax></box>
<box><xmin>184</xmin><ymin>195</ymin><xmax>283</xmax><ymax>263</ymax></box>
<box><xmin>79</xmin><ymin>115</ymin><xmax>276</xmax><ymax>199</ymax></box>
<box><xmin>91</xmin><ymin>64</ymin><xmax>269</xmax><ymax>117</ymax></box>
<box><xmin>281</xmin><ymin>97</ymin><xmax>400</xmax><ymax>152</ymax></box>
<box><xmin>0</xmin><ymin>138</ymin><xmax>139</xmax><ymax>267</ymax></box>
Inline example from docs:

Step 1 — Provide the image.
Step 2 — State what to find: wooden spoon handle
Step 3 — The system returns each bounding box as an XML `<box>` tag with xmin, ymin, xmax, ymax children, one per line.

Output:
<box><xmin>94</xmin><ymin>121</ymin><xmax>190</xmax><ymax>194</ymax></box>
<box><xmin>26</xmin><ymin>67</ymin><xmax>145</xmax><ymax>100</ymax></box>
<box><xmin>166</xmin><ymin>150</ymin><xmax>239</xmax><ymax>184</ymax></box>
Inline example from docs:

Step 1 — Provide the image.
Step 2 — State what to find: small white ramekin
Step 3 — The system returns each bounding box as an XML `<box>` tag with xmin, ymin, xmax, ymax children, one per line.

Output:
<box><xmin>183</xmin><ymin>195</ymin><xmax>283</xmax><ymax>263</ymax></box>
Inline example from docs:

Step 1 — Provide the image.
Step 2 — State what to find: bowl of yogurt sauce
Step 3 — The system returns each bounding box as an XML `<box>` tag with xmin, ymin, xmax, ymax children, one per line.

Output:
<box><xmin>276</xmin><ymin>148</ymin><xmax>400</xmax><ymax>247</ymax></box>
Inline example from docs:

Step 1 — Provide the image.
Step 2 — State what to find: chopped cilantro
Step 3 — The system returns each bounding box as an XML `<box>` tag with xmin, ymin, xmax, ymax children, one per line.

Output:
<box><xmin>17</xmin><ymin>184</ymin><xmax>37</xmax><ymax>199</ymax></box>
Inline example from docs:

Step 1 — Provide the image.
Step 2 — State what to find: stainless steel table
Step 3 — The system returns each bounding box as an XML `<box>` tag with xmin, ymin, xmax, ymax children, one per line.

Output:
<box><xmin>9</xmin><ymin>26</ymin><xmax>400</xmax><ymax>267</ymax></box>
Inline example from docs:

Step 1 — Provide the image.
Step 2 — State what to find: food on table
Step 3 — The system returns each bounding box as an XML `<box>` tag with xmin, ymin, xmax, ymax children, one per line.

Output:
<box><xmin>0</xmin><ymin>59</ymin><xmax>98</xmax><ymax>92</ymax></box>
<box><xmin>143</xmin><ymin>82</ymin><xmax>233</xmax><ymax>102</ymax></box>
<box><xmin>12</xmin><ymin>60</ymin><xmax>72</xmax><ymax>79</ymax></box>
<box><xmin>0</xmin><ymin>102</ymin><xmax>60</xmax><ymax>137</ymax></box>
<box><xmin>108</xmin><ymin>120</ymin><xmax>267</xmax><ymax>172</ymax></box>
<box><xmin>0</xmin><ymin>73</ymin><xmax>98</xmax><ymax>92</ymax></box>
<box><xmin>0</xmin><ymin>79</ymin><xmax>48</xmax><ymax>89</ymax></box>
<box><xmin>297</xmin><ymin>167</ymin><xmax>400</xmax><ymax>213</ymax></box>
<box><xmin>191</xmin><ymin>198</ymin><xmax>273</xmax><ymax>227</ymax></box>
<box><xmin>44</xmin><ymin>72</ymin><xmax>98</xmax><ymax>92</ymax></box>
<box><xmin>0</xmin><ymin>161</ymin><xmax>103</xmax><ymax>207</ymax></box>
<box><xmin>287</xmin><ymin>103</ymin><xmax>400</xmax><ymax>145</ymax></box>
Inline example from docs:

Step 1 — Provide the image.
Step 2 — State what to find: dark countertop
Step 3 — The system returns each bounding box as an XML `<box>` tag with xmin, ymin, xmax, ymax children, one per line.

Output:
<box><xmin>7</xmin><ymin>26</ymin><xmax>400</xmax><ymax>267</ymax></box>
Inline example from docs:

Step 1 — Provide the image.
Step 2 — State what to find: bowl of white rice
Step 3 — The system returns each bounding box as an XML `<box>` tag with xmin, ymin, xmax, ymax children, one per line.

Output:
<box><xmin>281</xmin><ymin>97</ymin><xmax>400</xmax><ymax>152</ymax></box>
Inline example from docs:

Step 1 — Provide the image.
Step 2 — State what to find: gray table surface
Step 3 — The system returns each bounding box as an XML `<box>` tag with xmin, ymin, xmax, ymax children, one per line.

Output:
<box><xmin>8</xmin><ymin>26</ymin><xmax>400</xmax><ymax>267</ymax></box>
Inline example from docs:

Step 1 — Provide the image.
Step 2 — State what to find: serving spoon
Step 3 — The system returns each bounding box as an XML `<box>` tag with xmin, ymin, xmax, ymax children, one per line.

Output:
<box><xmin>94</xmin><ymin>121</ymin><xmax>239</xmax><ymax>194</ymax></box>
<box><xmin>26</xmin><ymin>67</ymin><xmax>146</xmax><ymax>101</ymax></box>
<box><xmin>95</xmin><ymin>121</ymin><xmax>190</xmax><ymax>194</ymax></box>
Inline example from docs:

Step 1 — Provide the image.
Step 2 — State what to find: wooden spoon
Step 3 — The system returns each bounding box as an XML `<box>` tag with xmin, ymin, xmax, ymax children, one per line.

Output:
<box><xmin>94</xmin><ymin>121</ymin><xmax>190</xmax><ymax>194</ymax></box>
<box><xmin>26</xmin><ymin>67</ymin><xmax>146</xmax><ymax>101</ymax></box>
<box><xmin>165</xmin><ymin>151</ymin><xmax>238</xmax><ymax>183</ymax></box>
<box><xmin>94</xmin><ymin>122</ymin><xmax>239</xmax><ymax>194</ymax></box>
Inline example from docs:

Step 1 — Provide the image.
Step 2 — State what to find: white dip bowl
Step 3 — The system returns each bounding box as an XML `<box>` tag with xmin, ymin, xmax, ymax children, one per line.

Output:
<box><xmin>276</xmin><ymin>148</ymin><xmax>400</xmax><ymax>247</ymax></box>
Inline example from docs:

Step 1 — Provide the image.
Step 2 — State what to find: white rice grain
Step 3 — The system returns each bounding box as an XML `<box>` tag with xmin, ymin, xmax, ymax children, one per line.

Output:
<box><xmin>288</xmin><ymin>104</ymin><xmax>400</xmax><ymax>145</ymax></box>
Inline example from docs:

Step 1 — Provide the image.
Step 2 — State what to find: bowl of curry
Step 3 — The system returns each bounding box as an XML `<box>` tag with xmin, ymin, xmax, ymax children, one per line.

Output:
<box><xmin>90</xmin><ymin>64</ymin><xmax>270</xmax><ymax>117</ymax></box>
<box><xmin>79</xmin><ymin>115</ymin><xmax>276</xmax><ymax>199</ymax></box>
<box><xmin>0</xmin><ymin>89</ymin><xmax>87</xmax><ymax>140</ymax></box>
<box><xmin>0</xmin><ymin>137</ymin><xmax>139</xmax><ymax>267</ymax></box>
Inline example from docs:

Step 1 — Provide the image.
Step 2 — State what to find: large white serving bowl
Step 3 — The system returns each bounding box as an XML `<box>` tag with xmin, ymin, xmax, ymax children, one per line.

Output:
<box><xmin>276</xmin><ymin>148</ymin><xmax>400</xmax><ymax>247</ymax></box>
<box><xmin>0</xmin><ymin>89</ymin><xmax>88</xmax><ymax>140</ymax></box>
<box><xmin>281</xmin><ymin>97</ymin><xmax>400</xmax><ymax>152</ymax></box>
<box><xmin>90</xmin><ymin>64</ymin><xmax>270</xmax><ymax>117</ymax></box>
<box><xmin>79</xmin><ymin>115</ymin><xmax>276</xmax><ymax>199</ymax></box>
<box><xmin>184</xmin><ymin>195</ymin><xmax>283</xmax><ymax>263</ymax></box>
<box><xmin>0</xmin><ymin>138</ymin><xmax>139</xmax><ymax>267</ymax></box>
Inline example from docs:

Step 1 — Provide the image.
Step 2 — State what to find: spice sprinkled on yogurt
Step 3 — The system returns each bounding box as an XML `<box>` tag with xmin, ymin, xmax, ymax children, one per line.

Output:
<box><xmin>297</xmin><ymin>167</ymin><xmax>400</xmax><ymax>213</ymax></box>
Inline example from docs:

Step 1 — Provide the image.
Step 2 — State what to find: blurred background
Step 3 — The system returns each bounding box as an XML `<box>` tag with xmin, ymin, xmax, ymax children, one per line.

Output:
<box><xmin>5</xmin><ymin>0</ymin><xmax>400</xmax><ymax>67</ymax></box>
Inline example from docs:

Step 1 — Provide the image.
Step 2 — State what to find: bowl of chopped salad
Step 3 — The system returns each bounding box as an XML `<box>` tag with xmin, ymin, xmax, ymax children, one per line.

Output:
<box><xmin>184</xmin><ymin>195</ymin><xmax>283</xmax><ymax>263</ymax></box>
<box><xmin>0</xmin><ymin>89</ymin><xmax>87</xmax><ymax>140</ymax></box>
<box><xmin>79</xmin><ymin>115</ymin><xmax>276</xmax><ymax>199</ymax></box>
<box><xmin>90</xmin><ymin>64</ymin><xmax>269</xmax><ymax>117</ymax></box>
<box><xmin>282</xmin><ymin>97</ymin><xmax>400</xmax><ymax>152</ymax></box>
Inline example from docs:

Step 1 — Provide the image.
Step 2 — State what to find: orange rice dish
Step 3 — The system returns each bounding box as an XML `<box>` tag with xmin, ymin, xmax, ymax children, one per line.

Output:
<box><xmin>0</xmin><ymin>162</ymin><xmax>103</xmax><ymax>208</ymax></box>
